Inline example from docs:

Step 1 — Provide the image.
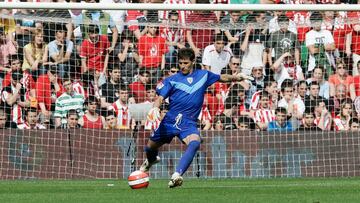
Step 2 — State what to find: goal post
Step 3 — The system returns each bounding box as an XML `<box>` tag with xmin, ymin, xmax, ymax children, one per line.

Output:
<box><xmin>0</xmin><ymin>2</ymin><xmax>360</xmax><ymax>179</ymax></box>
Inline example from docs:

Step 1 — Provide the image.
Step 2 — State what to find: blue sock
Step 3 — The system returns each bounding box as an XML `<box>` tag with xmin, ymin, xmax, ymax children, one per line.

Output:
<box><xmin>145</xmin><ymin>146</ymin><xmax>158</xmax><ymax>163</ymax></box>
<box><xmin>176</xmin><ymin>141</ymin><xmax>200</xmax><ymax>175</ymax></box>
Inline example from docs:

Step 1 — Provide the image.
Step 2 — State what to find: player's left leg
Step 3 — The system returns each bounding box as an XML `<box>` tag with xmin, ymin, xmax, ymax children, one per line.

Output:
<box><xmin>169</xmin><ymin>134</ymin><xmax>201</xmax><ymax>188</ymax></box>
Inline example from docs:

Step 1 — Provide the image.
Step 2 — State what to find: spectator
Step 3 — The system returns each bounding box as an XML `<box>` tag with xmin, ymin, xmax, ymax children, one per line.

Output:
<box><xmin>271</xmin><ymin>52</ymin><xmax>304</xmax><ymax>88</ymax></box>
<box><xmin>220</xmin><ymin>11</ymin><xmax>244</xmax><ymax>56</ymax></box>
<box><xmin>202</xmin><ymin>34</ymin><xmax>233</xmax><ymax>75</ymax></box>
<box><xmin>267</xmin><ymin>107</ymin><xmax>295</xmax><ymax>132</ymax></box>
<box><xmin>115</xmin><ymin>30</ymin><xmax>140</xmax><ymax>84</ymax></box>
<box><xmin>212</xmin><ymin>115</ymin><xmax>225</xmax><ymax>130</ymax></box>
<box><xmin>237</xmin><ymin>116</ymin><xmax>254</xmax><ymax>130</ymax></box>
<box><xmin>2</xmin><ymin>55</ymin><xmax>21</xmax><ymax>88</ymax></box>
<box><xmin>62</xmin><ymin>109</ymin><xmax>81</xmax><ymax>129</ymax></box>
<box><xmin>350</xmin><ymin>61</ymin><xmax>360</xmax><ymax>100</ymax></box>
<box><xmin>311</xmin><ymin>98</ymin><xmax>332</xmax><ymax>130</ymax></box>
<box><xmin>17</xmin><ymin>107</ymin><xmax>46</xmax><ymax>129</ymax></box>
<box><xmin>0</xmin><ymin>8</ymin><xmax>16</xmax><ymax>40</ymax></box>
<box><xmin>220</xmin><ymin>96</ymin><xmax>238</xmax><ymax>130</ymax></box>
<box><xmin>252</xmin><ymin>91</ymin><xmax>276</xmax><ymax>131</ymax></box>
<box><xmin>22</xmin><ymin>29</ymin><xmax>50</xmax><ymax>79</ymax></box>
<box><xmin>333</xmin><ymin>99</ymin><xmax>353</xmax><ymax>131</ymax></box>
<box><xmin>99</xmin><ymin>64</ymin><xmax>123</xmax><ymax>108</ymax></box>
<box><xmin>125</xmin><ymin>0</ymin><xmax>148</xmax><ymax>40</ymax></box>
<box><xmin>78</xmin><ymin>96</ymin><xmax>106</xmax><ymax>129</ymax></box>
<box><xmin>54</xmin><ymin>77</ymin><xmax>85</xmax><ymax>128</ymax></box>
<box><xmin>350</xmin><ymin>15</ymin><xmax>360</xmax><ymax>76</ymax></box>
<box><xmin>306</xmin><ymin>66</ymin><xmax>330</xmax><ymax>99</ymax></box>
<box><xmin>329</xmin><ymin>60</ymin><xmax>353</xmax><ymax>98</ymax></box>
<box><xmin>246</xmin><ymin>64</ymin><xmax>266</xmax><ymax>107</ymax></box>
<box><xmin>0</xmin><ymin>107</ymin><xmax>17</xmax><ymax>129</ymax></box>
<box><xmin>110</xmin><ymin>85</ymin><xmax>133</xmax><ymax>129</ymax></box>
<box><xmin>268</xmin><ymin>11</ymin><xmax>297</xmax><ymax>34</ymax></box>
<box><xmin>305</xmin><ymin>11</ymin><xmax>336</xmax><ymax>78</ymax></box>
<box><xmin>240</xmin><ymin>12</ymin><xmax>268</xmax><ymax>76</ymax></box>
<box><xmin>48</xmin><ymin>23</ymin><xmax>74</xmax><ymax>79</ymax></box>
<box><xmin>101</xmin><ymin>0</ymin><xmax>127</xmax><ymax>34</ymax></box>
<box><xmin>138</xmin><ymin>24</ymin><xmax>168</xmax><ymax>81</ymax></box>
<box><xmin>267</xmin><ymin>15</ymin><xmax>300</xmax><ymax>67</ymax></box>
<box><xmin>103</xmin><ymin>110</ymin><xmax>121</xmax><ymax>130</ymax></box>
<box><xmin>0</xmin><ymin>26</ymin><xmax>17</xmax><ymax>84</ymax></box>
<box><xmin>304</xmin><ymin>81</ymin><xmax>328</xmax><ymax>110</ymax></box>
<box><xmin>1</xmin><ymin>71</ymin><xmax>29</xmax><ymax>124</ymax></box>
<box><xmin>81</xmin><ymin>0</ymin><xmax>118</xmax><ymax>52</ymax></box>
<box><xmin>331</xmin><ymin>83</ymin><xmax>348</xmax><ymax>115</ymax></box>
<box><xmin>197</xmin><ymin>104</ymin><xmax>212</xmax><ymax>131</ymax></box>
<box><xmin>298</xmin><ymin>109</ymin><xmax>323</xmax><ymax>131</ymax></box>
<box><xmin>36</xmin><ymin>65</ymin><xmax>64</xmax><ymax>119</ymax></box>
<box><xmin>161</xmin><ymin>10</ymin><xmax>185</xmax><ymax>65</ymax></box>
<box><xmin>186</xmin><ymin>8</ymin><xmax>217</xmax><ymax>57</ymax></box>
<box><xmin>295</xmin><ymin>80</ymin><xmax>308</xmax><ymax>101</ymax></box>
<box><xmin>144</xmin><ymin>103</ymin><xmax>168</xmax><ymax>131</ymax></box>
<box><xmin>144</xmin><ymin>84</ymin><xmax>157</xmax><ymax>103</ymax></box>
<box><xmin>278</xmin><ymin>79</ymin><xmax>305</xmax><ymax>120</ymax></box>
<box><xmin>129</xmin><ymin>70</ymin><xmax>151</xmax><ymax>103</ymax></box>
<box><xmin>250</xmin><ymin>79</ymin><xmax>278</xmax><ymax>110</ymax></box>
<box><xmin>349</xmin><ymin>118</ymin><xmax>360</xmax><ymax>131</ymax></box>
<box><xmin>158</xmin><ymin>0</ymin><xmax>192</xmax><ymax>25</ymax></box>
<box><xmin>80</xmin><ymin>24</ymin><xmax>110</xmax><ymax>73</ymax></box>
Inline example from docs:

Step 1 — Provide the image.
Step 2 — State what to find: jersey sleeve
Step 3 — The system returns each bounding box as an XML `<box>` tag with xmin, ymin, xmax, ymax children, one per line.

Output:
<box><xmin>205</xmin><ymin>71</ymin><xmax>220</xmax><ymax>87</ymax></box>
<box><xmin>156</xmin><ymin>78</ymin><xmax>172</xmax><ymax>99</ymax></box>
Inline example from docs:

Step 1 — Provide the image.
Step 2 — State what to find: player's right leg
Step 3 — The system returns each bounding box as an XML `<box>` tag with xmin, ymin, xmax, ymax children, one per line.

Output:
<box><xmin>139</xmin><ymin>140</ymin><xmax>164</xmax><ymax>172</ymax></box>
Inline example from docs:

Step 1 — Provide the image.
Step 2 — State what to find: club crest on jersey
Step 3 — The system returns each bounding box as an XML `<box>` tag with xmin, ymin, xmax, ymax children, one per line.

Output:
<box><xmin>187</xmin><ymin>77</ymin><xmax>193</xmax><ymax>84</ymax></box>
<box><xmin>157</xmin><ymin>82</ymin><xmax>164</xmax><ymax>89</ymax></box>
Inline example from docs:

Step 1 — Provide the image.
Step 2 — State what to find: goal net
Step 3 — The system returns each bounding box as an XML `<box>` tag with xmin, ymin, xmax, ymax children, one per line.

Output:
<box><xmin>0</xmin><ymin>2</ymin><xmax>360</xmax><ymax>179</ymax></box>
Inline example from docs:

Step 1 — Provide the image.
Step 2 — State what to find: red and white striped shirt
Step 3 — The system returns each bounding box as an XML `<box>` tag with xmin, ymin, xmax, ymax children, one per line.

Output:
<box><xmin>1</xmin><ymin>85</ymin><xmax>25</xmax><ymax>124</ymax></box>
<box><xmin>333</xmin><ymin>116</ymin><xmax>349</xmax><ymax>131</ymax></box>
<box><xmin>158</xmin><ymin>0</ymin><xmax>192</xmax><ymax>25</ymax></box>
<box><xmin>112</xmin><ymin>100</ymin><xmax>131</xmax><ymax>129</ymax></box>
<box><xmin>160</xmin><ymin>27</ymin><xmax>185</xmax><ymax>44</ymax></box>
<box><xmin>198</xmin><ymin>105</ymin><xmax>212</xmax><ymax>123</ymax></box>
<box><xmin>250</xmin><ymin>91</ymin><xmax>261</xmax><ymax>110</ymax></box>
<box><xmin>17</xmin><ymin>122</ymin><xmax>46</xmax><ymax>129</ymax></box>
<box><xmin>253</xmin><ymin>109</ymin><xmax>276</xmax><ymax>124</ymax></box>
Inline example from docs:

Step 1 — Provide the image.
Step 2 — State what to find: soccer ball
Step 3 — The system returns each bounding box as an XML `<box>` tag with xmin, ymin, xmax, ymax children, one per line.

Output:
<box><xmin>128</xmin><ymin>170</ymin><xmax>149</xmax><ymax>189</ymax></box>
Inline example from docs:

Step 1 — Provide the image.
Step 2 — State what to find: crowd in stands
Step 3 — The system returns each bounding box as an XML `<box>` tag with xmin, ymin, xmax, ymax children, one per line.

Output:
<box><xmin>1</xmin><ymin>0</ymin><xmax>360</xmax><ymax>132</ymax></box>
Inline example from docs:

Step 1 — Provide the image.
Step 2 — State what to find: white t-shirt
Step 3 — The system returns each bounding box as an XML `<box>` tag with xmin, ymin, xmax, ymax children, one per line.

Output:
<box><xmin>202</xmin><ymin>44</ymin><xmax>233</xmax><ymax>75</ymax></box>
<box><xmin>274</xmin><ymin>63</ymin><xmax>303</xmax><ymax>89</ymax></box>
<box><xmin>278</xmin><ymin>97</ymin><xmax>305</xmax><ymax>115</ymax></box>
<box><xmin>241</xmin><ymin>43</ymin><xmax>265</xmax><ymax>76</ymax></box>
<box><xmin>101</xmin><ymin>0</ymin><xmax>127</xmax><ymax>33</ymax></box>
<box><xmin>305</xmin><ymin>29</ymin><xmax>335</xmax><ymax>72</ymax></box>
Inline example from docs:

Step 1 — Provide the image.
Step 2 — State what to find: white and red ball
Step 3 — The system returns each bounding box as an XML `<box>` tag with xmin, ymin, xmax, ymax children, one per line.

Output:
<box><xmin>128</xmin><ymin>170</ymin><xmax>149</xmax><ymax>189</ymax></box>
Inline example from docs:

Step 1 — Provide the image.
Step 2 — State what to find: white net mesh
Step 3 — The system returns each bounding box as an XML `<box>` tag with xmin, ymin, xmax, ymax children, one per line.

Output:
<box><xmin>0</xmin><ymin>2</ymin><xmax>360</xmax><ymax>179</ymax></box>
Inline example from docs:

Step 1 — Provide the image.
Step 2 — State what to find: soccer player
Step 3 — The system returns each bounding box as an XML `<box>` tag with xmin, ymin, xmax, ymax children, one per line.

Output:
<box><xmin>139</xmin><ymin>48</ymin><xmax>253</xmax><ymax>188</ymax></box>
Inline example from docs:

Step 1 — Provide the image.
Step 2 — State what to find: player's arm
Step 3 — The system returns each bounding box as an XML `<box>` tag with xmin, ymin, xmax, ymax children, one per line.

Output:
<box><xmin>219</xmin><ymin>73</ymin><xmax>254</xmax><ymax>83</ymax></box>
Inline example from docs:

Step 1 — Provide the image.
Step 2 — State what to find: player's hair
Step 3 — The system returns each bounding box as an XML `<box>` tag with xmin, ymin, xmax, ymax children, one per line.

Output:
<box><xmin>108</xmin><ymin>63</ymin><xmax>121</xmax><ymax>74</ymax></box>
<box><xmin>214</xmin><ymin>33</ymin><xmax>227</xmax><ymax>43</ymax></box>
<box><xmin>259</xmin><ymin>91</ymin><xmax>270</xmax><ymax>99</ymax></box>
<box><xmin>11</xmin><ymin>71</ymin><xmax>22</xmax><ymax>81</ymax></box>
<box><xmin>119</xmin><ymin>84</ymin><xmax>130</xmax><ymax>92</ymax></box>
<box><xmin>309</xmin><ymin>81</ymin><xmax>320</xmax><ymax>88</ymax></box>
<box><xmin>67</xmin><ymin>109</ymin><xmax>79</xmax><ymax>118</ymax></box>
<box><xmin>278</xmin><ymin>15</ymin><xmax>289</xmax><ymax>23</ymax></box>
<box><xmin>85</xmin><ymin>95</ymin><xmax>99</xmax><ymax>105</ymax></box>
<box><xmin>178</xmin><ymin>48</ymin><xmax>196</xmax><ymax>62</ymax></box>
<box><xmin>281</xmin><ymin>79</ymin><xmax>294</xmax><ymax>92</ymax></box>
<box><xmin>103</xmin><ymin>110</ymin><xmax>116</xmax><ymax>118</ymax></box>
<box><xmin>275</xmin><ymin>107</ymin><xmax>287</xmax><ymax>115</ymax></box>
<box><xmin>349</xmin><ymin>118</ymin><xmax>360</xmax><ymax>126</ymax></box>
<box><xmin>310</xmin><ymin>11</ymin><xmax>323</xmax><ymax>22</ymax></box>
<box><xmin>168</xmin><ymin>10</ymin><xmax>179</xmax><ymax>18</ymax></box>
<box><xmin>9</xmin><ymin>54</ymin><xmax>20</xmax><ymax>63</ymax></box>
<box><xmin>88</xmin><ymin>24</ymin><xmax>100</xmax><ymax>34</ymax></box>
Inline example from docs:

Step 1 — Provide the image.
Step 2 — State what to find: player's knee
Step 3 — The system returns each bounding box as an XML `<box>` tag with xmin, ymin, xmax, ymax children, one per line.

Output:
<box><xmin>188</xmin><ymin>140</ymin><xmax>200</xmax><ymax>151</ymax></box>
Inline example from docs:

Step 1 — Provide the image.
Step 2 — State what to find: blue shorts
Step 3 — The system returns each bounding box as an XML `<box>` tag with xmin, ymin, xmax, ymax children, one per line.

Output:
<box><xmin>150</xmin><ymin>112</ymin><xmax>200</xmax><ymax>144</ymax></box>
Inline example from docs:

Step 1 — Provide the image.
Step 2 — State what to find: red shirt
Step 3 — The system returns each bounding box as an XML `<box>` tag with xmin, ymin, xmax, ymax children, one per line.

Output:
<box><xmin>126</xmin><ymin>10</ymin><xmax>145</xmax><ymax>31</ymax></box>
<box><xmin>286</xmin><ymin>11</ymin><xmax>311</xmax><ymax>43</ymax></box>
<box><xmin>352</xmin><ymin>76</ymin><xmax>360</xmax><ymax>97</ymax></box>
<box><xmin>80</xmin><ymin>35</ymin><xmax>110</xmax><ymax>72</ymax></box>
<box><xmin>82</xmin><ymin>114</ymin><xmax>103</xmax><ymax>129</ymax></box>
<box><xmin>129</xmin><ymin>81</ymin><xmax>146</xmax><ymax>103</ymax></box>
<box><xmin>36</xmin><ymin>74</ymin><xmax>64</xmax><ymax>111</ymax></box>
<box><xmin>186</xmin><ymin>12</ymin><xmax>217</xmax><ymax>49</ymax></box>
<box><xmin>138</xmin><ymin>35</ymin><xmax>168</xmax><ymax>68</ymax></box>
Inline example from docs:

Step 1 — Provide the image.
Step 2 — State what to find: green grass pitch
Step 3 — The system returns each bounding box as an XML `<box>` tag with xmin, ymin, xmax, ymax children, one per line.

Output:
<box><xmin>0</xmin><ymin>178</ymin><xmax>359</xmax><ymax>203</ymax></box>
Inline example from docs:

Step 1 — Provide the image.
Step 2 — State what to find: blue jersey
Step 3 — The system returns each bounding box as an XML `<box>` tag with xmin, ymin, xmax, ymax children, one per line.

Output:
<box><xmin>156</xmin><ymin>69</ymin><xmax>220</xmax><ymax>121</ymax></box>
